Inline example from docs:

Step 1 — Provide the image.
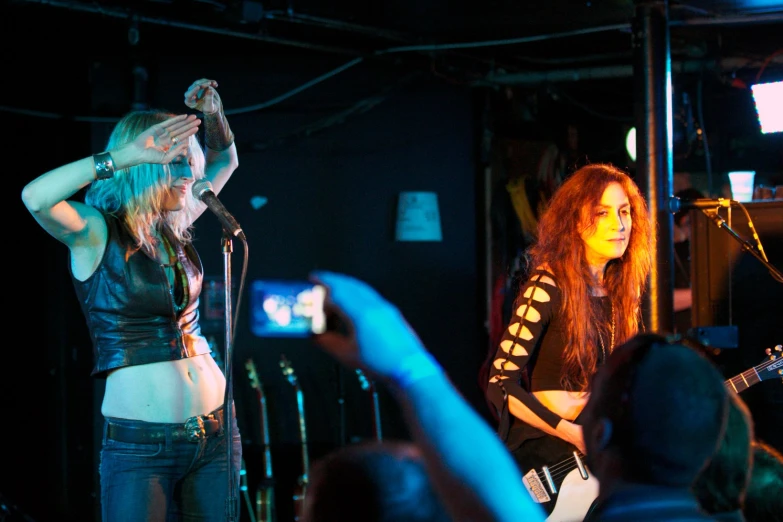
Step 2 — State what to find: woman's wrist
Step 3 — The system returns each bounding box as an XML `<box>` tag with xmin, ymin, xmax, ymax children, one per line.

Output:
<box><xmin>558</xmin><ymin>421</ymin><xmax>584</xmax><ymax>451</ymax></box>
<box><xmin>204</xmin><ymin>102</ymin><xmax>235</xmax><ymax>151</ymax></box>
<box><xmin>92</xmin><ymin>145</ymin><xmax>139</xmax><ymax>180</ymax></box>
<box><xmin>106</xmin><ymin>145</ymin><xmax>137</xmax><ymax>172</ymax></box>
<box><xmin>557</xmin><ymin>419</ymin><xmax>576</xmax><ymax>439</ymax></box>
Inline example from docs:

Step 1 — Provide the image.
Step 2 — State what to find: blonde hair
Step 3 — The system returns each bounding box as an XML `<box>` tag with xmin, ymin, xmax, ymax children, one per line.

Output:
<box><xmin>85</xmin><ymin>109</ymin><xmax>206</xmax><ymax>254</ymax></box>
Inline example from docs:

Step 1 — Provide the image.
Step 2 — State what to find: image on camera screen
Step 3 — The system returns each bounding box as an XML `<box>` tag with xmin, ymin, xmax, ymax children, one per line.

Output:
<box><xmin>250</xmin><ymin>279</ymin><xmax>325</xmax><ymax>338</ymax></box>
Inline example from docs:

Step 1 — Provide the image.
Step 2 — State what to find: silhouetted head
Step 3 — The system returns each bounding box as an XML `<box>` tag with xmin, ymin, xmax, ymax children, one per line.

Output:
<box><xmin>581</xmin><ymin>333</ymin><xmax>730</xmax><ymax>489</ymax></box>
<box><xmin>743</xmin><ymin>441</ymin><xmax>783</xmax><ymax>522</ymax></box>
<box><xmin>693</xmin><ymin>392</ymin><xmax>754</xmax><ymax>514</ymax></box>
<box><xmin>303</xmin><ymin>440</ymin><xmax>451</xmax><ymax>522</ymax></box>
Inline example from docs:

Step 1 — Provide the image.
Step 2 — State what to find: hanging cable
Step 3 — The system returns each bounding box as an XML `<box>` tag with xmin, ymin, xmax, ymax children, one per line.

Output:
<box><xmin>754</xmin><ymin>48</ymin><xmax>783</xmax><ymax>83</ymax></box>
<box><xmin>696</xmin><ymin>74</ymin><xmax>713</xmax><ymax>195</ymax></box>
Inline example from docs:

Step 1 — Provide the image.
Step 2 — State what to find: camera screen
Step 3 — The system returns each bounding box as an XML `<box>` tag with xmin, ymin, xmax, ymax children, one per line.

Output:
<box><xmin>249</xmin><ymin>280</ymin><xmax>326</xmax><ymax>338</ymax></box>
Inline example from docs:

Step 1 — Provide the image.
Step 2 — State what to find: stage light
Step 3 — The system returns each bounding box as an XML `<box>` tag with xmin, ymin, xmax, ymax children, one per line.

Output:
<box><xmin>625</xmin><ymin>127</ymin><xmax>636</xmax><ymax>161</ymax></box>
<box><xmin>750</xmin><ymin>81</ymin><xmax>783</xmax><ymax>134</ymax></box>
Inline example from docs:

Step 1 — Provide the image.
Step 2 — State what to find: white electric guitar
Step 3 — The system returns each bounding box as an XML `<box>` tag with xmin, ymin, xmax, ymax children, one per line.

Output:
<box><xmin>524</xmin><ymin>345</ymin><xmax>783</xmax><ymax>522</ymax></box>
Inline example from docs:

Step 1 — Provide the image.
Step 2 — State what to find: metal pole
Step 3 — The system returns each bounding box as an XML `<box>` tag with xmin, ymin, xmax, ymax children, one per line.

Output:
<box><xmin>633</xmin><ymin>0</ymin><xmax>675</xmax><ymax>333</ymax></box>
<box><xmin>222</xmin><ymin>234</ymin><xmax>238</xmax><ymax>522</ymax></box>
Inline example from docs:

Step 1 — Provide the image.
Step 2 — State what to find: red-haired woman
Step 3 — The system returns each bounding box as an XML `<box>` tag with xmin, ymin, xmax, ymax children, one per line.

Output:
<box><xmin>485</xmin><ymin>163</ymin><xmax>654</xmax><ymax>519</ymax></box>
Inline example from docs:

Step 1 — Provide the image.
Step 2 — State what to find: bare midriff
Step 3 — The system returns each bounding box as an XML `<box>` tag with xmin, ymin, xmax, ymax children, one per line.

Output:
<box><xmin>101</xmin><ymin>353</ymin><xmax>226</xmax><ymax>423</ymax></box>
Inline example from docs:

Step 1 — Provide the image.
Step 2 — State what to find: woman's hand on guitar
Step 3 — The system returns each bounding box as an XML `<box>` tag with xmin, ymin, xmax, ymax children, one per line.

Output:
<box><xmin>560</xmin><ymin>421</ymin><xmax>586</xmax><ymax>454</ymax></box>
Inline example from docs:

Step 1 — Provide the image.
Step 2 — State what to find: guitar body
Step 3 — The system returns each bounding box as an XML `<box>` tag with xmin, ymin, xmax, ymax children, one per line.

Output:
<box><xmin>545</xmin><ymin>469</ymin><xmax>599</xmax><ymax>522</ymax></box>
<box><xmin>516</xmin><ymin>435</ymin><xmax>597</xmax><ymax>522</ymax></box>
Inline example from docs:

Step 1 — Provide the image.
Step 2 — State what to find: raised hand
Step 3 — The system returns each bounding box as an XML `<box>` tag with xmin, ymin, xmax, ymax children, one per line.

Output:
<box><xmin>184</xmin><ymin>78</ymin><xmax>222</xmax><ymax>115</ymax></box>
<box><xmin>125</xmin><ymin>114</ymin><xmax>201</xmax><ymax>165</ymax></box>
<box><xmin>309</xmin><ymin>271</ymin><xmax>427</xmax><ymax>382</ymax></box>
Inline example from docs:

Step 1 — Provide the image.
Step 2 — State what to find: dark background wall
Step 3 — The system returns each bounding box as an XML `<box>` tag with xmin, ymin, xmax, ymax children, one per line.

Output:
<box><xmin>4</xmin><ymin>7</ymin><xmax>487</xmax><ymax>522</ymax></box>
<box><xmin>3</xmin><ymin>2</ymin><xmax>783</xmax><ymax>521</ymax></box>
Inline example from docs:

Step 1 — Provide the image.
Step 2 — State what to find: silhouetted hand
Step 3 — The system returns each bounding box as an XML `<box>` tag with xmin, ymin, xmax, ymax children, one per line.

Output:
<box><xmin>310</xmin><ymin>271</ymin><xmax>428</xmax><ymax>384</ymax></box>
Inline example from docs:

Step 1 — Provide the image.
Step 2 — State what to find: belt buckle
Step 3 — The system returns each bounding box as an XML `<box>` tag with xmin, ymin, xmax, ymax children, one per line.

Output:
<box><xmin>185</xmin><ymin>415</ymin><xmax>206</xmax><ymax>442</ymax></box>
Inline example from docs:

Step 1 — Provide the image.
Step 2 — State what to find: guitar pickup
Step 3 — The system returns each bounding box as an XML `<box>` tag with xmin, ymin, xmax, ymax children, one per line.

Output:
<box><xmin>542</xmin><ymin>465</ymin><xmax>557</xmax><ymax>494</ymax></box>
<box><xmin>574</xmin><ymin>451</ymin><xmax>589</xmax><ymax>480</ymax></box>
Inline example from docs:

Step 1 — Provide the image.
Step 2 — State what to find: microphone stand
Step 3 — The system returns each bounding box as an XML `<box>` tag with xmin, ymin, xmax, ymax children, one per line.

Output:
<box><xmin>702</xmin><ymin>209</ymin><xmax>783</xmax><ymax>283</ymax></box>
<box><xmin>222</xmin><ymin>231</ymin><xmax>238</xmax><ymax>522</ymax></box>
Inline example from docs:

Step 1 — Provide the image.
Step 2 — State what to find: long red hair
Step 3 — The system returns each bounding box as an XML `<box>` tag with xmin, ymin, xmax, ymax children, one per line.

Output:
<box><xmin>526</xmin><ymin>163</ymin><xmax>654</xmax><ymax>391</ymax></box>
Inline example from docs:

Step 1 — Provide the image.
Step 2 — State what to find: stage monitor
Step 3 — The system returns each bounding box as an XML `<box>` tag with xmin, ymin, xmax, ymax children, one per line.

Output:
<box><xmin>690</xmin><ymin>200</ymin><xmax>783</xmax><ymax>351</ymax></box>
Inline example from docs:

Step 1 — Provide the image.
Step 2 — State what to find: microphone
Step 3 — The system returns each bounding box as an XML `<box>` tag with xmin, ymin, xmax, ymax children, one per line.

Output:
<box><xmin>192</xmin><ymin>179</ymin><xmax>246</xmax><ymax>241</ymax></box>
<box><xmin>667</xmin><ymin>196</ymin><xmax>735</xmax><ymax>213</ymax></box>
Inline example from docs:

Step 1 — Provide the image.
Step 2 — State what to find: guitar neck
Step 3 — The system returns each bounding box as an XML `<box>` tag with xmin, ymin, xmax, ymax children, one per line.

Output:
<box><xmin>295</xmin><ymin>386</ymin><xmax>310</xmax><ymax>479</ymax></box>
<box><xmin>246</xmin><ymin>358</ymin><xmax>274</xmax><ymax>481</ymax></box>
<box><xmin>292</xmin><ymin>385</ymin><xmax>309</xmax><ymax>522</ymax></box>
<box><xmin>258</xmin><ymin>392</ymin><xmax>274</xmax><ymax>480</ymax></box>
<box><xmin>724</xmin><ymin>369</ymin><xmax>761</xmax><ymax>394</ymax></box>
<box><xmin>370</xmin><ymin>386</ymin><xmax>382</xmax><ymax>441</ymax></box>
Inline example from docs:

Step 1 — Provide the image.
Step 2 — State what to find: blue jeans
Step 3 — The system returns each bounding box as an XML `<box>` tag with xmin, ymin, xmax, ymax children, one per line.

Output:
<box><xmin>99</xmin><ymin>408</ymin><xmax>242</xmax><ymax>522</ymax></box>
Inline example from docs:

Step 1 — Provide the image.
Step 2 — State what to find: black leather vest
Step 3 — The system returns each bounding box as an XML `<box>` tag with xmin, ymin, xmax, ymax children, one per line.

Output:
<box><xmin>71</xmin><ymin>213</ymin><xmax>211</xmax><ymax>377</ymax></box>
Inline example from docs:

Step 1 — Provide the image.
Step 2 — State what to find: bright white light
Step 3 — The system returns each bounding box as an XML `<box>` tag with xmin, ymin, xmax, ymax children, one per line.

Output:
<box><xmin>625</xmin><ymin>127</ymin><xmax>636</xmax><ymax>161</ymax></box>
<box><xmin>751</xmin><ymin>81</ymin><xmax>783</xmax><ymax>134</ymax></box>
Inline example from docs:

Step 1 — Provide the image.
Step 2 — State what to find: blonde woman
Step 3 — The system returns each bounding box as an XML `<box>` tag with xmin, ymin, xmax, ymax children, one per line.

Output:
<box><xmin>22</xmin><ymin>78</ymin><xmax>241</xmax><ymax>521</ymax></box>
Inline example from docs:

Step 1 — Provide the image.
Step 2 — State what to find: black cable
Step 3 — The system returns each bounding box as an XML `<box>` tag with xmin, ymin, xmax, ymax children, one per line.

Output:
<box><xmin>696</xmin><ymin>75</ymin><xmax>713</xmax><ymax>194</ymax></box>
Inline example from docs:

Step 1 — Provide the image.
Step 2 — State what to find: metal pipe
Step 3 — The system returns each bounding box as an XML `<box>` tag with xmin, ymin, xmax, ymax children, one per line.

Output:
<box><xmin>19</xmin><ymin>0</ymin><xmax>360</xmax><ymax>55</ymax></box>
<box><xmin>262</xmin><ymin>10</ymin><xmax>418</xmax><ymax>43</ymax></box>
<box><xmin>633</xmin><ymin>0</ymin><xmax>675</xmax><ymax>334</ymax></box>
<box><xmin>671</xmin><ymin>11</ymin><xmax>783</xmax><ymax>27</ymax></box>
<box><xmin>485</xmin><ymin>56</ymin><xmax>780</xmax><ymax>85</ymax></box>
<box><xmin>17</xmin><ymin>0</ymin><xmax>783</xmax><ymax>56</ymax></box>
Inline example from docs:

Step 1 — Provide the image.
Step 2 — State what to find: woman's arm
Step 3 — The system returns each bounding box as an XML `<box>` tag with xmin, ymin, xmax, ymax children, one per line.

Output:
<box><xmin>674</xmin><ymin>287</ymin><xmax>692</xmax><ymax>312</ymax></box>
<box><xmin>486</xmin><ymin>272</ymin><xmax>585</xmax><ymax>451</ymax></box>
<box><xmin>393</xmin><ymin>365</ymin><xmax>546</xmax><ymax>522</ymax></box>
<box><xmin>508</xmin><ymin>397</ymin><xmax>585</xmax><ymax>453</ymax></box>
<box><xmin>22</xmin><ymin>155</ymin><xmax>110</xmax><ymax>245</ymax></box>
<box><xmin>310</xmin><ymin>271</ymin><xmax>546</xmax><ymax>522</ymax></box>
<box><xmin>183</xmin><ymin>79</ymin><xmax>239</xmax><ymax>195</ymax></box>
<box><xmin>22</xmin><ymin>114</ymin><xmax>200</xmax><ymax>247</ymax></box>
